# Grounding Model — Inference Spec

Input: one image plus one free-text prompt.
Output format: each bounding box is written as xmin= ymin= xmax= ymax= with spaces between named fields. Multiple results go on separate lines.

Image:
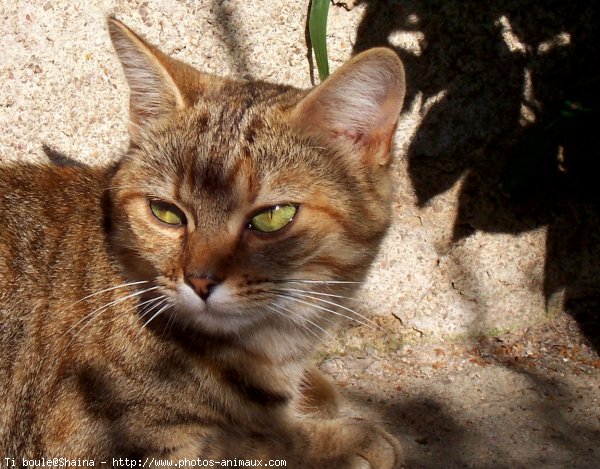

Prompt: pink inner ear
xmin=290 ymin=48 xmax=405 ymax=166
xmin=313 ymin=87 xmax=403 ymax=166
xmin=333 ymin=129 xmax=366 ymax=145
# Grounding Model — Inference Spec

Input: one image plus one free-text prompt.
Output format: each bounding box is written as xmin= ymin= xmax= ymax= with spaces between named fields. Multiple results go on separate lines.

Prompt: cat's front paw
xmin=346 ymin=419 xmax=402 ymax=469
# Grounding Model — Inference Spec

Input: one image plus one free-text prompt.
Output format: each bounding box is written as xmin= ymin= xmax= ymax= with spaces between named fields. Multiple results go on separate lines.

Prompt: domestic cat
xmin=0 ymin=17 xmax=405 ymax=467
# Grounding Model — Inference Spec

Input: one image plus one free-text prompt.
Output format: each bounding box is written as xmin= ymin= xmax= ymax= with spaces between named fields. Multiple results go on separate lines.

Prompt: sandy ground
xmin=324 ymin=314 xmax=600 ymax=468
xmin=1 ymin=1 xmax=600 ymax=467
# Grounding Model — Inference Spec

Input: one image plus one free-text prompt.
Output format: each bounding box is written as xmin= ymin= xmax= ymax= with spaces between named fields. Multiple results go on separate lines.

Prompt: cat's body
xmin=0 ymin=18 xmax=405 ymax=467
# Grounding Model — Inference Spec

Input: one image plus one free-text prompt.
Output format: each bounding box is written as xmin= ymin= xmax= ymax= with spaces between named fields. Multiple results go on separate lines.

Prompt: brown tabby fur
xmin=0 ymin=17 xmax=405 ymax=468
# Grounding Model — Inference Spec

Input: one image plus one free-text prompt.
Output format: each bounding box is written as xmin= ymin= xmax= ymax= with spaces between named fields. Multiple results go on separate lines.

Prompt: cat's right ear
xmin=107 ymin=17 xmax=206 ymax=136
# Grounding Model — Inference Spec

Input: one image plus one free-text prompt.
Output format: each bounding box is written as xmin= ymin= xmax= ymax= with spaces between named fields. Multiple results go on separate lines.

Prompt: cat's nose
xmin=185 ymin=274 xmax=221 ymax=301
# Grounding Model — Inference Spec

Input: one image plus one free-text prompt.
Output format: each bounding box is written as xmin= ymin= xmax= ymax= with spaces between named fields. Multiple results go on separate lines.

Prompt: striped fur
xmin=0 ymin=17 xmax=405 ymax=467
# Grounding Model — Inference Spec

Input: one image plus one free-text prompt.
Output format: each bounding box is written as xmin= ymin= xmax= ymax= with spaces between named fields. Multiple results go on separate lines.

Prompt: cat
xmin=0 ymin=16 xmax=405 ymax=468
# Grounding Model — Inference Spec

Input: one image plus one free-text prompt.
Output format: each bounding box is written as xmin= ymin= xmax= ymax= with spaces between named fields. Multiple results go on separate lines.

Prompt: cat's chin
xmin=169 ymin=283 xmax=256 ymax=335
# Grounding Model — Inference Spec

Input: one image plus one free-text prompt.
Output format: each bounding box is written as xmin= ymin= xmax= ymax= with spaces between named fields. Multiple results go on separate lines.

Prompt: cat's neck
xmin=163 ymin=315 xmax=319 ymax=366
xmin=151 ymin=320 xmax=314 ymax=402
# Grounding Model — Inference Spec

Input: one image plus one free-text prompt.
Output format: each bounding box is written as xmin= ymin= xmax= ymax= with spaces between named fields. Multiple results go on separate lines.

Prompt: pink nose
xmin=185 ymin=275 xmax=220 ymax=300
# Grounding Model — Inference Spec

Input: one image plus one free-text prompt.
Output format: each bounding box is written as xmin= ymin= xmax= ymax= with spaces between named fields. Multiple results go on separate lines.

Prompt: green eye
xmin=150 ymin=200 xmax=186 ymax=226
xmin=249 ymin=204 xmax=298 ymax=233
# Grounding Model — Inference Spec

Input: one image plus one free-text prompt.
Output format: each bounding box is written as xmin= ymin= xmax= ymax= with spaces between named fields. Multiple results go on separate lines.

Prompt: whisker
xmin=162 ymin=309 xmax=178 ymax=336
xmin=274 ymin=292 xmax=380 ymax=331
xmin=271 ymin=279 xmax=361 ymax=285
xmin=266 ymin=295 xmax=341 ymax=336
xmin=138 ymin=295 xmax=167 ymax=310
xmin=288 ymin=292 xmax=382 ymax=331
xmin=137 ymin=295 xmax=167 ymax=318
xmin=96 ymin=294 xmax=165 ymax=333
xmin=304 ymin=145 xmax=328 ymax=151
xmin=267 ymin=300 xmax=331 ymax=339
xmin=105 ymin=185 xmax=148 ymax=191
xmin=247 ymin=298 xmax=324 ymax=340
xmin=66 ymin=280 xmax=149 ymax=310
xmin=289 ymin=291 xmax=383 ymax=331
xmin=253 ymin=290 xmax=339 ymax=329
xmin=137 ymin=295 xmax=168 ymax=323
xmin=141 ymin=301 xmax=172 ymax=330
xmin=136 ymin=296 xmax=169 ymax=334
xmin=243 ymin=294 xmax=318 ymax=338
xmin=63 ymin=285 xmax=161 ymax=342
xmin=270 ymin=287 xmax=358 ymax=302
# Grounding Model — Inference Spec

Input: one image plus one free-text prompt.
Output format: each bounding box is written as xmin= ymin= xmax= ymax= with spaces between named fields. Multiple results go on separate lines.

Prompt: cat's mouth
xmin=161 ymin=282 xmax=257 ymax=334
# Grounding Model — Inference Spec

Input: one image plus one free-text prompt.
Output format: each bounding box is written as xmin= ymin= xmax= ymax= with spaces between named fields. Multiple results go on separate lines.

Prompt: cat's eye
xmin=249 ymin=204 xmax=298 ymax=233
xmin=149 ymin=200 xmax=187 ymax=226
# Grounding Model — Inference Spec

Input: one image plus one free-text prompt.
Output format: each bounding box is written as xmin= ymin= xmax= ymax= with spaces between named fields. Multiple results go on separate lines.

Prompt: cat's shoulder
xmin=0 ymin=160 xmax=111 ymax=218
xmin=0 ymin=160 xmax=110 ymax=188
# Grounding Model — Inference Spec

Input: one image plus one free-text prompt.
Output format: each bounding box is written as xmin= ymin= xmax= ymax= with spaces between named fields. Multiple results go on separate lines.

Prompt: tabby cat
xmin=0 ymin=17 xmax=405 ymax=468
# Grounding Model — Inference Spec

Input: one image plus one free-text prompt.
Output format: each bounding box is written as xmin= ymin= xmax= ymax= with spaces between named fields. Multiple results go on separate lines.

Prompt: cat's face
xmin=107 ymin=18 xmax=405 ymax=337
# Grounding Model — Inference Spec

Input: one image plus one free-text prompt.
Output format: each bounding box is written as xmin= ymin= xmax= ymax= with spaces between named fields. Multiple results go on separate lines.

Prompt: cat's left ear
xmin=290 ymin=48 xmax=405 ymax=166
xmin=107 ymin=17 xmax=208 ymax=135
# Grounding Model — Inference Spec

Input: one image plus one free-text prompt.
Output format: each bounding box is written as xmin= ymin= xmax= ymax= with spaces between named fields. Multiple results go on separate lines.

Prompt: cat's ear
xmin=107 ymin=17 xmax=206 ymax=135
xmin=290 ymin=48 xmax=405 ymax=166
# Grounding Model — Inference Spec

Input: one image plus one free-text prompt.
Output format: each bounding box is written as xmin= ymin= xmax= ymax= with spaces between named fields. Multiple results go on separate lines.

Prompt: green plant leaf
xmin=309 ymin=0 xmax=330 ymax=82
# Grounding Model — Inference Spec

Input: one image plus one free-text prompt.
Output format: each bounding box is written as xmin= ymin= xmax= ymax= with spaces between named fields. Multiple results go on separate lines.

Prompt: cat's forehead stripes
xmin=228 ymin=152 xmax=260 ymax=205
xmin=184 ymin=105 xmax=261 ymax=215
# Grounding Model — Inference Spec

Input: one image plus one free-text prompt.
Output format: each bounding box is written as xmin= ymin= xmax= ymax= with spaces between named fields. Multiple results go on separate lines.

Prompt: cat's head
xmin=106 ymin=18 xmax=405 ymax=341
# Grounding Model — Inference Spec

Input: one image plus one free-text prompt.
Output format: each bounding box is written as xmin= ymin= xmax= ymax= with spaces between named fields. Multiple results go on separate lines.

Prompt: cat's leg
xmin=295 ymin=366 xmax=340 ymax=418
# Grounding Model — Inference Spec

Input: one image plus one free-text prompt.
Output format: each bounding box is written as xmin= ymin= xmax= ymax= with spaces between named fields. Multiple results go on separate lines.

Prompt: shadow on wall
xmin=210 ymin=0 xmax=252 ymax=79
xmin=348 ymin=0 xmax=600 ymax=350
